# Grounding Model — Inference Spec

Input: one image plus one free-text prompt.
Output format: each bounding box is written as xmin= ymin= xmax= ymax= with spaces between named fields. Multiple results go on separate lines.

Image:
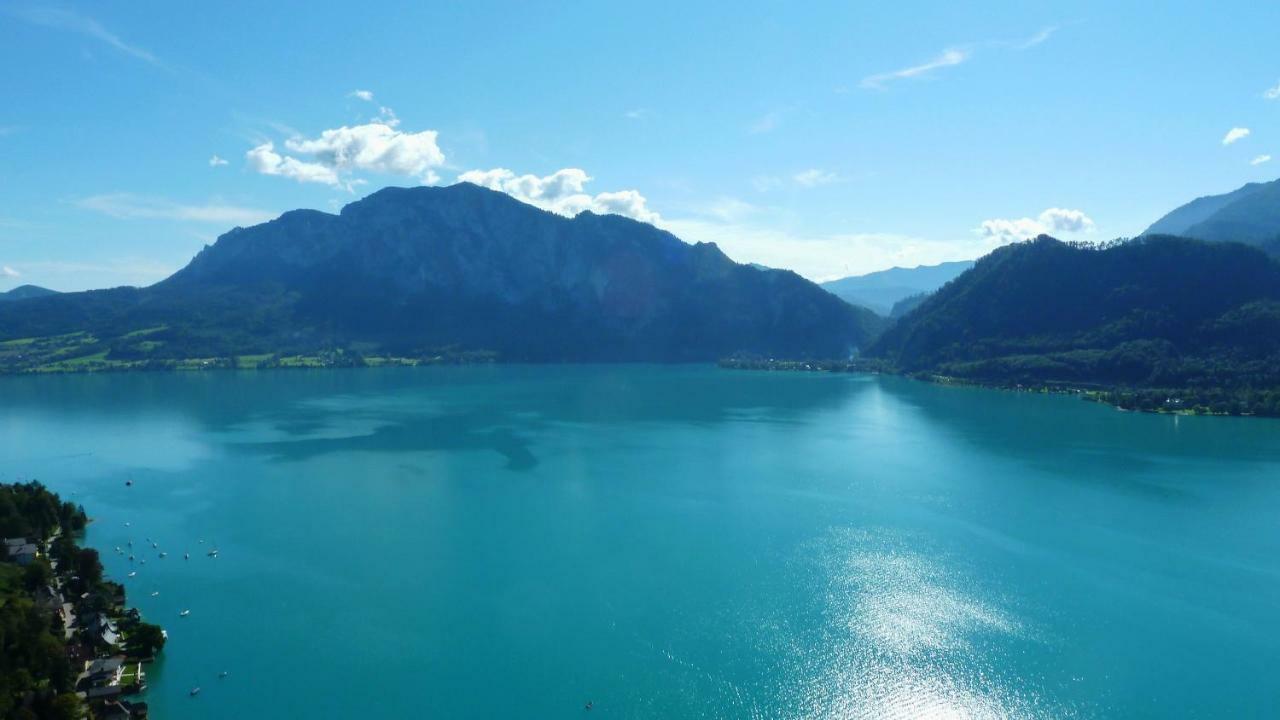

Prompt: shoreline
xmin=716 ymin=357 xmax=1273 ymax=419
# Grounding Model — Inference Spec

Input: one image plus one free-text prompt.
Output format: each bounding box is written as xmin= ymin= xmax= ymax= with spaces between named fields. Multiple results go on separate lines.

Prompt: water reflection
xmin=789 ymin=528 xmax=1066 ymax=720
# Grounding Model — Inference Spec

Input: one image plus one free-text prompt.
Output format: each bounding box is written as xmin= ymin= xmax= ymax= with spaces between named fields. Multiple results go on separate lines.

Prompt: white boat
xmin=190 ymin=687 xmax=200 ymax=696
xmin=184 ymin=553 xmax=190 ymax=560
xmin=150 ymin=591 xmax=159 ymax=597
xmin=179 ymin=609 xmax=190 ymax=617
xmin=127 ymin=571 xmax=136 ymax=577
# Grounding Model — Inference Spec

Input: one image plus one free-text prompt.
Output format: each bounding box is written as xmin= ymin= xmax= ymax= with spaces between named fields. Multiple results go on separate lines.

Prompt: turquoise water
xmin=2 ymin=366 xmax=1278 ymax=718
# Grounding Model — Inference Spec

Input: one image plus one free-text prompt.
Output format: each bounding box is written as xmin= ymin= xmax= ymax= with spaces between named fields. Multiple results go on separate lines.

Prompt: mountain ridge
xmin=0 ymin=184 xmax=882 ymax=370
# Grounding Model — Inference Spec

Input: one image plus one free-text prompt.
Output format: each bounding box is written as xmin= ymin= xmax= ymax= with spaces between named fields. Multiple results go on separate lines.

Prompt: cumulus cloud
xmin=246 ymin=143 xmax=341 ymax=186
xmin=246 ymin=115 xmax=445 ymax=190
xmin=350 ymin=89 xmax=374 ymax=102
xmin=208 ymin=154 xmax=228 ymax=167
xmin=861 ymin=48 xmax=969 ymax=89
xmin=1038 ymin=207 xmax=1095 ymax=233
xmin=1223 ymin=127 xmax=1250 ymax=145
xmin=793 ymin=169 xmax=840 ymax=187
xmin=1252 ymin=155 xmax=1272 ymax=166
xmin=457 ymin=168 xmax=659 ymax=223
xmin=2 ymin=265 xmax=19 ymax=278
xmin=1264 ymin=82 xmax=1280 ymax=100
xmin=79 ymin=193 xmax=276 ymax=226
xmin=978 ymin=207 xmax=1095 ymax=243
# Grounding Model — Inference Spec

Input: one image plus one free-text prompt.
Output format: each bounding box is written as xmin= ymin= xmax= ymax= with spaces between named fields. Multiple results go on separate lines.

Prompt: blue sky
xmin=2 ymin=1 xmax=1278 ymax=291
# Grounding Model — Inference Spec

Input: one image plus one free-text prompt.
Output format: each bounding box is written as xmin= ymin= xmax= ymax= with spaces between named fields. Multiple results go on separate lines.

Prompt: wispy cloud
xmin=748 ymin=108 xmax=789 ymax=134
xmin=208 ymin=154 xmax=228 ymax=167
xmin=1251 ymin=154 xmax=1272 ymax=166
xmin=860 ymin=48 xmax=969 ymax=89
xmin=624 ymin=108 xmax=651 ymax=120
xmin=349 ymin=89 xmax=374 ymax=102
xmin=1223 ymin=127 xmax=1250 ymax=145
xmin=1 ymin=265 xmax=19 ymax=278
xmin=78 ymin=194 xmax=276 ymax=226
xmin=1014 ymin=26 xmax=1057 ymax=49
xmin=10 ymin=5 xmax=161 ymax=66
xmin=1264 ymin=81 xmax=1280 ymax=100
xmin=793 ymin=169 xmax=840 ymax=187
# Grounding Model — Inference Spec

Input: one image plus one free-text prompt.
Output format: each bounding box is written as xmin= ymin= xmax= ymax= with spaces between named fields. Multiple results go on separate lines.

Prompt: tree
xmin=75 ymin=547 xmax=102 ymax=587
xmin=130 ymin=621 xmax=166 ymax=658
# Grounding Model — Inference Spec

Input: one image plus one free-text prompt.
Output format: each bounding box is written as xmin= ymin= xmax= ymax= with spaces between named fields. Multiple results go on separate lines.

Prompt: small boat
xmin=190 ymin=687 xmax=200 ymax=697
xmin=218 ymin=671 xmax=229 ymax=679
xmin=184 ymin=553 xmax=190 ymax=560
xmin=128 ymin=555 xmax=135 ymax=561
xmin=151 ymin=542 xmax=158 ymax=549
xmin=207 ymin=549 xmax=219 ymax=557
xmin=125 ymin=479 xmax=133 ymax=487
xmin=159 ymin=552 xmax=167 ymax=559
xmin=160 ymin=629 xmax=168 ymax=639
xmin=127 ymin=571 xmax=137 ymax=578
xmin=140 ymin=559 xmax=146 ymax=565
xmin=179 ymin=609 xmax=190 ymax=617
xmin=127 ymin=540 xmax=133 ymax=547
xmin=198 ymin=539 xmax=205 ymax=544
xmin=150 ymin=591 xmax=159 ymax=597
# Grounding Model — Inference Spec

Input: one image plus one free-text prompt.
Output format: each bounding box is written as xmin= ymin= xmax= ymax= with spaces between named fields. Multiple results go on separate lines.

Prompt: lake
xmin=2 ymin=365 xmax=1278 ymax=718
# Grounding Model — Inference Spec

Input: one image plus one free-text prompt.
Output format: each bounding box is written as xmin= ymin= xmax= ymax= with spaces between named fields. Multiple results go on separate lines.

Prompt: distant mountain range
xmin=0 ymin=184 xmax=881 ymax=371
xmin=870 ymin=235 xmax=1280 ymax=413
xmin=820 ymin=260 xmax=973 ymax=315
xmin=0 ymin=285 xmax=57 ymax=302
xmin=1144 ymin=178 xmax=1280 ymax=254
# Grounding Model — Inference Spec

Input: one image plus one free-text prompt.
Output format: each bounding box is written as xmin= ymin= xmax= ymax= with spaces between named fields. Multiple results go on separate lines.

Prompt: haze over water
xmin=1 ymin=366 xmax=1277 ymax=718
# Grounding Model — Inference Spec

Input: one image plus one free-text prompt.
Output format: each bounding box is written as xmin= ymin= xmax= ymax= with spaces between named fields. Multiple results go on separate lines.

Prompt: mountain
xmin=821 ymin=260 xmax=974 ymax=315
xmin=0 ymin=184 xmax=882 ymax=369
xmin=870 ymin=235 xmax=1280 ymax=411
xmin=0 ymin=285 xmax=58 ymax=302
xmin=1144 ymin=178 xmax=1280 ymax=250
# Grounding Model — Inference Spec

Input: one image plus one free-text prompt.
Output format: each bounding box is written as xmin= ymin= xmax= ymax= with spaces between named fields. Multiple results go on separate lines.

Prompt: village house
xmin=3 ymin=536 xmax=38 ymax=565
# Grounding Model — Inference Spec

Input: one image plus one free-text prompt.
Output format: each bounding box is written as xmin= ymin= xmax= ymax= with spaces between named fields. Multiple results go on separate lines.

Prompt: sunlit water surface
xmin=1 ymin=366 xmax=1277 ymax=718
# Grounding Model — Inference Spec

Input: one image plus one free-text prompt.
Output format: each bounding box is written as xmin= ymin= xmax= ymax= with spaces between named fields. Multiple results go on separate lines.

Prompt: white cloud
xmin=11 ymin=6 xmax=160 ymax=66
xmin=1264 ymin=82 xmax=1280 ymax=100
xmin=1015 ymin=26 xmax=1057 ymax=49
xmin=793 ymin=169 xmax=840 ymax=187
xmin=350 ymin=89 xmax=374 ymax=102
xmin=247 ymin=115 xmax=445 ymax=190
xmin=208 ymin=154 xmax=228 ymax=167
xmin=748 ymin=109 xmax=789 ymax=134
xmin=246 ymin=143 xmax=341 ymax=186
xmin=1252 ymin=154 xmax=1272 ymax=166
xmin=1038 ymin=207 xmax=1095 ymax=233
xmin=977 ymin=207 xmax=1095 ymax=243
xmin=861 ymin=48 xmax=969 ymax=89
xmin=1223 ymin=127 xmax=1250 ymax=145
xmin=2 ymin=265 xmax=19 ymax=278
xmin=624 ymin=108 xmax=650 ymax=120
xmin=78 ymin=194 xmax=276 ymax=226
xmin=457 ymin=168 xmax=659 ymax=223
